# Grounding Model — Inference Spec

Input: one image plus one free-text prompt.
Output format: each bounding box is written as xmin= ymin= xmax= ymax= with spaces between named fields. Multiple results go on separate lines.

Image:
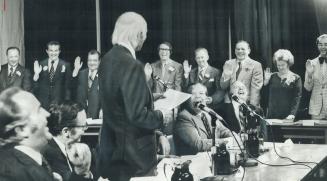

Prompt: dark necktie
xmin=49 ymin=61 xmax=55 ymax=82
xmin=88 ymin=75 xmax=93 ymax=88
xmin=319 ymin=57 xmax=327 ymax=64
xmin=201 ymin=113 xmax=212 ymax=139
xmin=236 ymin=61 xmax=242 ymax=80
xmin=9 ymin=67 xmax=14 ymax=77
xmin=41 ymin=156 xmax=53 ymax=175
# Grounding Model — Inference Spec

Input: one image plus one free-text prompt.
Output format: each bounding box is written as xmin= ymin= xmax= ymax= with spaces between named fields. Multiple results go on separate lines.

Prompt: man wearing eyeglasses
xmin=43 ymin=103 xmax=93 ymax=181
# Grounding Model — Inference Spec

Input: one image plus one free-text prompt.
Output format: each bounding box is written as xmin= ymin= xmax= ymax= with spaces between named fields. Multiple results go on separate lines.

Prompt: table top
xmin=131 ymin=143 xmax=327 ymax=181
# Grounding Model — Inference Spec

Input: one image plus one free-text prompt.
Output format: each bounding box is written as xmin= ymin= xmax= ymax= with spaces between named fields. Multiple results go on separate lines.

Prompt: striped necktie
xmin=201 ymin=113 xmax=212 ymax=139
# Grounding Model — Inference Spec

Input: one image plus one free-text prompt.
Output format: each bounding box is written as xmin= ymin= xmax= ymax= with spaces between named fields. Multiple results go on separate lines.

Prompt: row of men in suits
xmin=0 ymin=88 xmax=97 ymax=181
xmin=0 ymin=43 xmax=101 ymax=119
xmin=144 ymin=41 xmax=263 ymax=135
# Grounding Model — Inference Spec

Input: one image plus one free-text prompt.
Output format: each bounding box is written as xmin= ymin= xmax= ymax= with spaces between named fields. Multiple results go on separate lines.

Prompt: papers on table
xmin=86 ymin=118 xmax=103 ymax=125
xmin=154 ymin=89 xmax=191 ymax=110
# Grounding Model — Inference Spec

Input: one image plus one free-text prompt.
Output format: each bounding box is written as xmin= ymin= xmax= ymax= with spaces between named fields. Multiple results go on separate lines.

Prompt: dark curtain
xmin=171 ymin=0 xmax=232 ymax=68
xmin=100 ymin=0 xmax=162 ymax=63
xmin=233 ymin=0 xmax=319 ymax=118
xmin=24 ymin=0 xmax=96 ymax=70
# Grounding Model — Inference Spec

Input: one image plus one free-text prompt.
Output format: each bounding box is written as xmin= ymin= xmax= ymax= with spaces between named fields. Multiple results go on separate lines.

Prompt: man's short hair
xmin=47 ymin=41 xmax=61 ymax=50
xmin=47 ymin=102 xmax=84 ymax=136
xmin=0 ymin=87 xmax=29 ymax=147
xmin=235 ymin=40 xmax=251 ymax=50
xmin=88 ymin=49 xmax=101 ymax=57
xmin=158 ymin=42 xmax=173 ymax=53
xmin=6 ymin=47 xmax=20 ymax=55
xmin=194 ymin=47 xmax=209 ymax=56
xmin=187 ymin=83 xmax=208 ymax=95
xmin=111 ymin=12 xmax=147 ymax=45
xmin=317 ymin=34 xmax=327 ymax=45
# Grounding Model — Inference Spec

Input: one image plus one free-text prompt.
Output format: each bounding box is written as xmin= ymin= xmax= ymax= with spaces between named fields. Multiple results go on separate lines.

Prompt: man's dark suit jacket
xmin=182 ymin=65 xmax=225 ymax=108
xmin=75 ymin=68 xmax=101 ymax=119
xmin=218 ymin=103 xmax=263 ymax=134
xmin=0 ymin=148 xmax=54 ymax=181
xmin=43 ymin=138 xmax=91 ymax=181
xmin=97 ymin=45 xmax=163 ymax=181
xmin=0 ymin=64 xmax=32 ymax=93
xmin=33 ymin=58 xmax=71 ymax=110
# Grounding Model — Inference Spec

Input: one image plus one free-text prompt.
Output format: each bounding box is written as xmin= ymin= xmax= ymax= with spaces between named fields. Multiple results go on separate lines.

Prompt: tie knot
xmin=51 ymin=60 xmax=55 ymax=65
xmin=10 ymin=67 xmax=13 ymax=72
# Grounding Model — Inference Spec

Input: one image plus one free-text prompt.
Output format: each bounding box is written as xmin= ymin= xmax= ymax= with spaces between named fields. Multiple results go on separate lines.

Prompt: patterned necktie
xmin=9 ymin=67 xmax=14 ymax=77
xmin=88 ymin=74 xmax=93 ymax=88
xmin=49 ymin=61 xmax=55 ymax=82
xmin=236 ymin=61 xmax=242 ymax=80
xmin=239 ymin=105 xmax=246 ymax=131
xmin=199 ymin=69 xmax=204 ymax=80
xmin=201 ymin=113 xmax=212 ymax=139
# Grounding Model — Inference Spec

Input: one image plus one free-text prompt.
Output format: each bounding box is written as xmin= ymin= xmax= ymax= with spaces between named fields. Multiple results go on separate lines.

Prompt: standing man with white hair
xmin=97 ymin=12 xmax=167 ymax=181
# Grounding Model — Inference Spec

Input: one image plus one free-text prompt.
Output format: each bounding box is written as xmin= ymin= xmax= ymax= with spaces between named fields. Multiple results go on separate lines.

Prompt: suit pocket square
xmin=209 ymin=78 xmax=214 ymax=82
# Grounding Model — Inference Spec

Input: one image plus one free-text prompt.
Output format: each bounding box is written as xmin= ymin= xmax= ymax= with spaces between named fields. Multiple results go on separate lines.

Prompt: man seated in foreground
xmin=173 ymin=83 xmax=234 ymax=155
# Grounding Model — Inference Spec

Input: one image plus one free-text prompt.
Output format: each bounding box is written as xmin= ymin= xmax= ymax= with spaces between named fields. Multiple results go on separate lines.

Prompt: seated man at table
xmin=44 ymin=103 xmax=93 ymax=181
xmin=218 ymin=81 xmax=263 ymax=134
xmin=173 ymin=83 xmax=233 ymax=156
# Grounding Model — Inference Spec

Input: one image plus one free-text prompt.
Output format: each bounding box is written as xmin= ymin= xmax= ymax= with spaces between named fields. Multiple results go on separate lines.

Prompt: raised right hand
xmin=144 ymin=63 xmax=153 ymax=78
xmin=223 ymin=62 xmax=233 ymax=77
xmin=305 ymin=59 xmax=314 ymax=76
xmin=183 ymin=60 xmax=192 ymax=75
xmin=74 ymin=56 xmax=83 ymax=71
xmin=264 ymin=68 xmax=272 ymax=81
xmin=34 ymin=60 xmax=42 ymax=74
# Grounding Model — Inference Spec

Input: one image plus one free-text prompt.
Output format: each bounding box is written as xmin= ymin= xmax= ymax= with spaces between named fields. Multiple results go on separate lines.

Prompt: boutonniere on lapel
xmin=61 ymin=65 xmax=66 ymax=73
xmin=204 ymin=73 xmax=210 ymax=79
xmin=15 ymin=71 xmax=21 ymax=77
xmin=282 ymin=73 xmax=296 ymax=86
xmin=244 ymin=67 xmax=250 ymax=72
xmin=168 ymin=66 xmax=175 ymax=72
xmin=43 ymin=66 xmax=48 ymax=71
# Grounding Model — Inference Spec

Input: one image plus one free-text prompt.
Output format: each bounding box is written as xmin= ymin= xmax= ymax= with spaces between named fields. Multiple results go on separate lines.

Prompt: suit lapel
xmin=1 ymin=65 xmax=9 ymax=87
xmin=192 ymin=114 xmax=210 ymax=138
xmin=13 ymin=149 xmax=40 ymax=167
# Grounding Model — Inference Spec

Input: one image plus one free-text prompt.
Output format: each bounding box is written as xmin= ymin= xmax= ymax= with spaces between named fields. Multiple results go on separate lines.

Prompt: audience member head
xmin=235 ymin=40 xmax=251 ymax=61
xmin=195 ymin=48 xmax=209 ymax=69
xmin=112 ymin=12 xmax=147 ymax=52
xmin=273 ymin=49 xmax=294 ymax=74
xmin=187 ymin=83 xmax=210 ymax=114
xmin=87 ymin=49 xmax=101 ymax=72
xmin=316 ymin=34 xmax=327 ymax=57
xmin=46 ymin=41 xmax=61 ymax=61
xmin=158 ymin=42 xmax=172 ymax=61
xmin=6 ymin=47 xmax=20 ymax=67
xmin=0 ymin=87 xmax=52 ymax=150
xmin=48 ymin=103 xmax=87 ymax=147
xmin=230 ymin=81 xmax=248 ymax=103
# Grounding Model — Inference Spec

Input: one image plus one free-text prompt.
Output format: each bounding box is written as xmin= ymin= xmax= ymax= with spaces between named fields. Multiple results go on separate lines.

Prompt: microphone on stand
xmin=194 ymin=102 xmax=225 ymax=121
xmin=153 ymin=75 xmax=168 ymax=90
xmin=231 ymin=95 xmax=263 ymax=120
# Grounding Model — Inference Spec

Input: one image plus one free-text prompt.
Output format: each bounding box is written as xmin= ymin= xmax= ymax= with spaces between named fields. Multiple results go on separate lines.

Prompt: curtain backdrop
xmin=24 ymin=0 xmax=96 ymax=70
xmin=0 ymin=0 xmax=24 ymax=65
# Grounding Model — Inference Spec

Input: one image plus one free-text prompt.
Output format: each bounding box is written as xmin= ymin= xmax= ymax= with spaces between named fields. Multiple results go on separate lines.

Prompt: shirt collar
xmin=48 ymin=58 xmax=59 ymax=70
xmin=15 ymin=145 xmax=42 ymax=165
xmin=89 ymin=70 xmax=98 ymax=79
xmin=117 ymin=42 xmax=136 ymax=59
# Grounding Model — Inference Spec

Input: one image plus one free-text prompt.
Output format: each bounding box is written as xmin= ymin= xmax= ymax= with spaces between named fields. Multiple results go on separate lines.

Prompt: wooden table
xmin=131 ymin=143 xmax=327 ymax=181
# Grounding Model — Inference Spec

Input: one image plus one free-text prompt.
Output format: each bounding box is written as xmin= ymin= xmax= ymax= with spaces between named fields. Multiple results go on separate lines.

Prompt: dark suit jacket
xmin=148 ymin=60 xmax=183 ymax=93
xmin=33 ymin=58 xmax=71 ymax=110
xmin=173 ymin=109 xmax=232 ymax=155
xmin=97 ymin=45 xmax=163 ymax=181
xmin=75 ymin=68 xmax=101 ymax=119
xmin=43 ymin=138 xmax=92 ymax=181
xmin=0 ymin=148 xmax=54 ymax=181
xmin=218 ymin=103 xmax=263 ymax=134
xmin=0 ymin=64 xmax=32 ymax=93
xmin=182 ymin=65 xmax=225 ymax=108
